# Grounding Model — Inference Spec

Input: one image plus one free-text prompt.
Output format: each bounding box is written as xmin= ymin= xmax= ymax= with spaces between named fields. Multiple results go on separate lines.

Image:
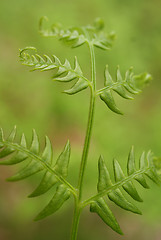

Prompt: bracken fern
xmin=0 ymin=18 xmax=161 ymax=240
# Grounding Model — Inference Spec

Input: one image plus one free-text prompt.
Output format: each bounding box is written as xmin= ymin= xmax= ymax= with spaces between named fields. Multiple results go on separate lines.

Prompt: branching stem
xmin=70 ymin=43 xmax=96 ymax=240
xmin=77 ymin=43 xmax=96 ymax=200
xmin=77 ymin=87 xmax=95 ymax=199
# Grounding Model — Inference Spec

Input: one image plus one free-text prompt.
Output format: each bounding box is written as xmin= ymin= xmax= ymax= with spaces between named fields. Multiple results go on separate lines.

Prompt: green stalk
xmin=77 ymin=43 xmax=96 ymax=200
xmin=70 ymin=43 xmax=96 ymax=240
xmin=70 ymin=198 xmax=81 ymax=240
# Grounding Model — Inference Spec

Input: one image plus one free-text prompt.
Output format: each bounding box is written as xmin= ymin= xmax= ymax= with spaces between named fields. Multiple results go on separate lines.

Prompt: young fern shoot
xmin=0 ymin=18 xmax=160 ymax=240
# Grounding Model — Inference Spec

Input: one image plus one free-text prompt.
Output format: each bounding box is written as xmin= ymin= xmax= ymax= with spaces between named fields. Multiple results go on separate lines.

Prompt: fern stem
xmin=77 ymin=43 xmax=96 ymax=200
xmin=90 ymin=43 xmax=97 ymax=89
xmin=70 ymin=198 xmax=82 ymax=240
xmin=77 ymin=87 xmax=95 ymax=200
xmin=70 ymin=88 xmax=95 ymax=239
xmin=70 ymin=43 xmax=96 ymax=240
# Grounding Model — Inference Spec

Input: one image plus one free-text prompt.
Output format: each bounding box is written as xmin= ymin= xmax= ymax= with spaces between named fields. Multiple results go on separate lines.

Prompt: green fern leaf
xmin=108 ymin=189 xmax=142 ymax=215
xmin=7 ymin=160 xmax=44 ymax=181
xmin=90 ymin=198 xmax=123 ymax=235
xmin=100 ymin=91 xmax=123 ymax=115
xmin=35 ymin=184 xmax=71 ymax=221
xmin=98 ymin=66 xmax=152 ymax=114
xmin=139 ymin=151 xmax=147 ymax=169
xmin=63 ymin=78 xmax=89 ymax=95
xmin=41 ymin=136 xmax=53 ymax=165
xmin=7 ymin=125 xmax=17 ymax=141
xmin=134 ymin=174 xmax=150 ymax=189
xmin=54 ymin=140 xmax=70 ymax=178
xmin=93 ymin=41 xmax=110 ymax=50
xmin=28 ymin=171 xmax=57 ymax=198
xmin=54 ymin=71 xmax=77 ymax=82
xmin=127 ymin=146 xmax=136 ymax=175
xmin=30 ymin=129 xmax=40 ymax=154
xmin=97 ymin=155 xmax=113 ymax=191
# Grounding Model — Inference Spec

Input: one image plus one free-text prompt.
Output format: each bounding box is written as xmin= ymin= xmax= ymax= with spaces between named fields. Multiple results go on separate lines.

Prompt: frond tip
xmin=39 ymin=17 xmax=115 ymax=50
xmin=89 ymin=147 xmax=160 ymax=234
xmin=19 ymin=47 xmax=90 ymax=95
xmin=0 ymin=127 xmax=75 ymax=220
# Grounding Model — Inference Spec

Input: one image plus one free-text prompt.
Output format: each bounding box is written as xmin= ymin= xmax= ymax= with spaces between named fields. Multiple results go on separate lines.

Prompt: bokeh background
xmin=0 ymin=0 xmax=161 ymax=239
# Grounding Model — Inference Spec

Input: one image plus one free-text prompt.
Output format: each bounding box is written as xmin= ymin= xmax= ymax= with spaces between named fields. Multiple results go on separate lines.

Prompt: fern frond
xmin=0 ymin=127 xmax=76 ymax=220
xmin=97 ymin=66 xmax=152 ymax=114
xmin=19 ymin=47 xmax=90 ymax=94
xmin=85 ymin=147 xmax=160 ymax=234
xmin=39 ymin=17 xmax=115 ymax=50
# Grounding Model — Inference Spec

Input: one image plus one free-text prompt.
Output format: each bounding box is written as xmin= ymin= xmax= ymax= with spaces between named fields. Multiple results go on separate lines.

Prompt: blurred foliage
xmin=0 ymin=0 xmax=161 ymax=239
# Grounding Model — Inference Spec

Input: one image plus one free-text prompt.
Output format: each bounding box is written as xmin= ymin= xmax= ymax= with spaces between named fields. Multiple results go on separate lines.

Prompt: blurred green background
xmin=0 ymin=0 xmax=161 ymax=239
